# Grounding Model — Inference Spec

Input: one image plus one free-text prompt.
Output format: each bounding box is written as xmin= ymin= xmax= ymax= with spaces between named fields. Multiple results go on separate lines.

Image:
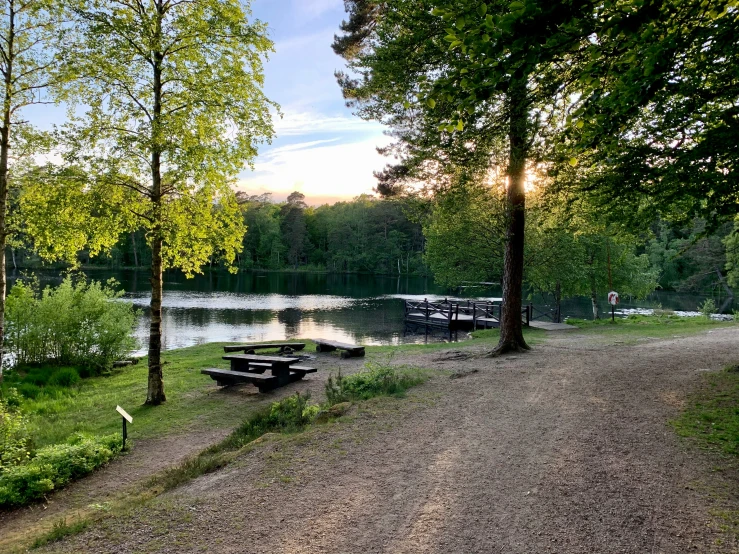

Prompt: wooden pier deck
xmin=404 ymin=299 xmax=528 ymax=331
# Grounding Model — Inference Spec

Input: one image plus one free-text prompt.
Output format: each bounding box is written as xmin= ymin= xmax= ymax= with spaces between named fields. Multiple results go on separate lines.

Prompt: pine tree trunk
xmin=494 ymin=77 xmax=530 ymax=354
xmin=555 ymin=281 xmax=562 ymax=323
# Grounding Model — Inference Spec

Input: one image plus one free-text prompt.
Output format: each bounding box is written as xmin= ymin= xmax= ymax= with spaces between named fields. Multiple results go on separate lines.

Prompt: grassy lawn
xmin=565 ymin=314 xmax=735 ymax=341
xmin=672 ymin=366 xmax=739 ymax=458
xmin=16 ymin=342 xmax=256 ymax=446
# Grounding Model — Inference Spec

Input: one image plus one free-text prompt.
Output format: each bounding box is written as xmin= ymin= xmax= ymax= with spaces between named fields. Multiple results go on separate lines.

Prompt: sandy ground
xmin=8 ymin=327 xmax=739 ymax=553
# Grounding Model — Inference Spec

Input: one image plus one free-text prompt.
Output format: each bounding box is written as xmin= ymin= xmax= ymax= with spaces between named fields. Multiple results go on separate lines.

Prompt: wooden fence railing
xmin=404 ymin=299 xmax=531 ymax=328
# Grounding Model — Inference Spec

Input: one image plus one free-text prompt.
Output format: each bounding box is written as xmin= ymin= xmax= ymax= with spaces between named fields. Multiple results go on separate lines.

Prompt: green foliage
xmin=5 ymin=277 xmax=137 ymax=371
xmin=699 ymin=299 xmax=717 ymax=319
xmin=31 ymin=518 xmax=90 ymax=549
xmin=48 ymin=367 xmax=81 ymax=388
xmin=725 ymin=218 xmax=739 ymax=289
xmin=0 ymin=433 xmax=122 ymax=508
xmin=325 ymin=361 xmax=425 ymax=404
xmin=672 ymin=367 xmax=739 ymax=458
xmin=0 ymin=397 xmax=32 ymax=471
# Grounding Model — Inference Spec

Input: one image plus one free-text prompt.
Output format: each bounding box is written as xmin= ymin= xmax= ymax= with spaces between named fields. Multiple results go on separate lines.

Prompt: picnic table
xmin=201 ymin=354 xmax=316 ymax=393
xmin=223 ymin=342 xmax=306 ymax=354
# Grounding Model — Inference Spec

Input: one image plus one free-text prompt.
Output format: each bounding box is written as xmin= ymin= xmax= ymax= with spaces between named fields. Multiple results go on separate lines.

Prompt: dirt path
xmin=30 ymin=328 xmax=739 ymax=553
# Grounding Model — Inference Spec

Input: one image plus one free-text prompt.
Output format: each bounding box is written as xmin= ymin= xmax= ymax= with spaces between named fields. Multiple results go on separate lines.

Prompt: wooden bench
xmin=313 ymin=338 xmax=365 ymax=358
xmin=201 ymin=368 xmax=278 ymax=392
xmin=223 ymin=343 xmax=306 ymax=354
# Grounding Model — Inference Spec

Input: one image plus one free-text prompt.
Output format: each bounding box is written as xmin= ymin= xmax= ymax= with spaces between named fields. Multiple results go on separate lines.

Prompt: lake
xmin=40 ymin=269 xmax=727 ymax=355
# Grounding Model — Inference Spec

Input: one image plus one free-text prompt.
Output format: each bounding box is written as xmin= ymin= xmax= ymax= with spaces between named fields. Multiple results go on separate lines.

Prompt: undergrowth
xmin=31 ymin=518 xmax=90 ymax=549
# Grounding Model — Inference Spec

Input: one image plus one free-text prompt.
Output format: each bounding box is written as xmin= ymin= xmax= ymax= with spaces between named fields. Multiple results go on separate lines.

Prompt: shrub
xmin=698 ymin=298 xmax=717 ymax=319
xmin=325 ymin=361 xmax=426 ymax=405
xmin=48 ymin=367 xmax=81 ymax=388
xmin=0 ymin=398 xmax=32 ymax=470
xmin=5 ymin=276 xmax=138 ymax=372
xmin=0 ymin=433 xmax=122 ymax=507
xmin=17 ymin=383 xmax=42 ymax=400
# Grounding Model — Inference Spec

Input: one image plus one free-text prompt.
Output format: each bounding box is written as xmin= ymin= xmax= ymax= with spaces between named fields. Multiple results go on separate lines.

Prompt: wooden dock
xmin=404 ymin=299 xmax=530 ymax=331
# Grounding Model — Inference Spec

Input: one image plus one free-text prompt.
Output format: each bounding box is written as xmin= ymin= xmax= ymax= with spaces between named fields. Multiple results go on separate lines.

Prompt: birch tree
xmin=0 ymin=0 xmax=65 ymax=377
xmin=63 ymin=0 xmax=276 ymax=404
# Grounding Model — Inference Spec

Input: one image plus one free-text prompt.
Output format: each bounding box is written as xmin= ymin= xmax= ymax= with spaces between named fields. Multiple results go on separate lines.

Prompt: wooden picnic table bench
xmin=200 ymin=368 xmax=279 ymax=392
xmin=223 ymin=342 xmax=306 ymax=354
xmin=202 ymin=353 xmax=316 ymax=393
xmin=313 ymin=338 xmax=365 ymax=358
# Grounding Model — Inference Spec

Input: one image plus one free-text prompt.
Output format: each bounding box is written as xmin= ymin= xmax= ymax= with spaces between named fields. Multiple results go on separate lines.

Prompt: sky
xmin=26 ymin=0 xmax=390 ymax=207
xmin=243 ymin=0 xmax=391 ymax=205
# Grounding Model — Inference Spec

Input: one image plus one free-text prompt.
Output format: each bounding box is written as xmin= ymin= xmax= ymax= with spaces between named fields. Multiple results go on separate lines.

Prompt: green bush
xmin=5 ymin=276 xmax=138 ymax=372
xmin=325 ymin=361 xmax=426 ymax=404
xmin=48 ymin=367 xmax=81 ymax=388
xmin=17 ymin=383 xmax=42 ymax=400
xmin=699 ymin=298 xmax=717 ymax=319
xmin=0 ymin=433 xmax=122 ymax=508
xmin=0 ymin=397 xmax=32 ymax=470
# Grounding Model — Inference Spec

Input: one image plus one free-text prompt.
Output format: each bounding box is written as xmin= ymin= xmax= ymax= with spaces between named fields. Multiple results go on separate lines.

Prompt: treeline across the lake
xmin=7 ymin=192 xmax=428 ymax=276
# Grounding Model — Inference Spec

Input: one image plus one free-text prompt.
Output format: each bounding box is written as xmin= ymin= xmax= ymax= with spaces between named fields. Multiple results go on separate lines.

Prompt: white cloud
xmin=238 ymin=134 xmax=394 ymax=204
xmin=273 ymin=107 xmax=382 ymax=136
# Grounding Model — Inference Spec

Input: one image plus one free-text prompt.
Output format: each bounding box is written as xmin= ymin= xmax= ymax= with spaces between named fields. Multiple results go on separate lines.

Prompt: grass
xmin=564 ymin=314 xmax=734 ymax=341
xmin=31 ymin=518 xmax=90 ymax=549
xmin=672 ymin=365 xmax=739 ymax=458
xmin=11 ymin=342 xmax=262 ymax=447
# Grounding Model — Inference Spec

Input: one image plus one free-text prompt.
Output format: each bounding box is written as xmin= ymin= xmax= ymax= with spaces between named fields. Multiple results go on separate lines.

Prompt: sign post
xmin=116 ymin=405 xmax=133 ymax=450
xmin=607 ymin=291 xmax=620 ymax=322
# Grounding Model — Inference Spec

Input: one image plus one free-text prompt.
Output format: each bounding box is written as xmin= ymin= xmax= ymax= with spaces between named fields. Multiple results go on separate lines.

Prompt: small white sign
xmin=116 ymin=405 xmax=133 ymax=423
xmin=608 ymin=291 xmax=620 ymax=306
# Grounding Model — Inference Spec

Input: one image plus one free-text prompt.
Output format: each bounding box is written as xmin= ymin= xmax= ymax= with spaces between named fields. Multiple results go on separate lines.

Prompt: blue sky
xmin=244 ymin=0 xmax=390 ymax=205
xmin=27 ymin=0 xmax=389 ymax=206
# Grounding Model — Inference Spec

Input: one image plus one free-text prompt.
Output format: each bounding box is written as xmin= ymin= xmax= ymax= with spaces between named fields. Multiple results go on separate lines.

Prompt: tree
xmin=280 ymin=191 xmax=308 ymax=268
xmin=564 ymin=0 xmax=738 ymax=230
xmin=0 ymin=0 xmax=65 ymax=376
xmin=334 ymin=0 xmax=601 ymax=353
xmin=60 ymin=0 xmax=276 ymax=404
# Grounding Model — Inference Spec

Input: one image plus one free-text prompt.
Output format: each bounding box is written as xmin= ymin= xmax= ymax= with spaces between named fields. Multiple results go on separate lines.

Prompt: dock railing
xmin=404 ymin=299 xmax=531 ymax=329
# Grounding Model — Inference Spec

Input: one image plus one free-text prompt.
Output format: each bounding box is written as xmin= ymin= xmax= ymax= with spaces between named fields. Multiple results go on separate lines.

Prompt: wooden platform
xmin=404 ymin=300 xmax=526 ymax=330
xmin=313 ymin=339 xmax=365 ymax=358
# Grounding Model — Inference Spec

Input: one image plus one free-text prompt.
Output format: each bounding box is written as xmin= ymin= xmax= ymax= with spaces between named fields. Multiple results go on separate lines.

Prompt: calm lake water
xmin=49 ymin=271 xmax=732 ymax=352
xmin=23 ymin=269 xmax=737 ymax=353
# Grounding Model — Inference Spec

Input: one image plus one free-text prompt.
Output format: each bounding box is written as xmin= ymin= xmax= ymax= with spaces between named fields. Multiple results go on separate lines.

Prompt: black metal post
xmin=122 ymin=417 xmax=127 ymax=450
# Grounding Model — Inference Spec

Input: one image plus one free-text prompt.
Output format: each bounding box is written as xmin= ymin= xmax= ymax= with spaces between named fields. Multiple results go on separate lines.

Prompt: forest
xmin=7 ymin=189 xmax=736 ymax=311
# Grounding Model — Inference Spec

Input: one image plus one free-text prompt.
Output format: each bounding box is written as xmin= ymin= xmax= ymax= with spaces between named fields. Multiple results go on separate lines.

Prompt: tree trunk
xmin=554 ymin=280 xmax=562 ymax=323
xmin=131 ymin=231 xmax=138 ymax=267
xmin=590 ymin=279 xmax=600 ymax=320
xmin=146 ymin=7 xmax=166 ymax=405
xmin=494 ymin=77 xmax=530 ymax=354
xmin=146 ymin=233 xmax=165 ymax=404
xmin=0 ymin=6 xmax=14 ymax=380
